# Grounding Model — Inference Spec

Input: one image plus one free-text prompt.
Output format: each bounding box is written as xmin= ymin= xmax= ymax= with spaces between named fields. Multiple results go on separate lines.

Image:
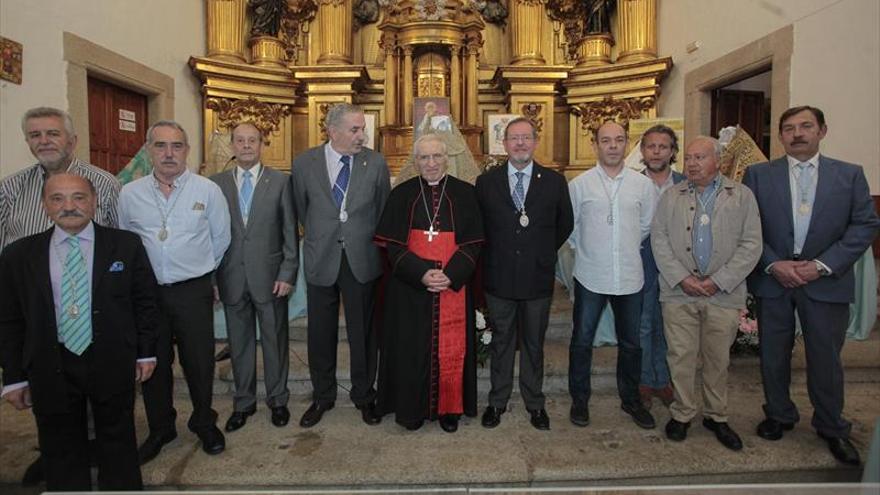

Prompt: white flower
xmin=475 ymin=310 xmax=486 ymax=329
xmin=480 ymin=331 xmax=492 ymax=345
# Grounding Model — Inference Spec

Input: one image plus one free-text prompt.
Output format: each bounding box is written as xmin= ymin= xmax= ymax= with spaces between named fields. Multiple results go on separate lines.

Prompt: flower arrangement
xmin=731 ymin=294 xmax=759 ymax=355
xmin=475 ymin=308 xmax=491 ymax=367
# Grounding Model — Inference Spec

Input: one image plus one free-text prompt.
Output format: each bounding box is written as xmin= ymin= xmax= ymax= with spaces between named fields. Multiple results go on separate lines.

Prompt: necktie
xmin=59 ymin=236 xmax=92 ymax=355
xmin=333 ymin=155 xmax=351 ymax=209
xmin=513 ymin=171 xmax=525 ymax=210
xmin=794 ymin=162 xmax=814 ymax=253
xmin=239 ymin=169 xmax=254 ymax=219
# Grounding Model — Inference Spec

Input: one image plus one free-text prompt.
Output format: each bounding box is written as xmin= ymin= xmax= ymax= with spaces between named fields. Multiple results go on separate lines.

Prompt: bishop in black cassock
xmin=374 ymin=134 xmax=483 ymax=432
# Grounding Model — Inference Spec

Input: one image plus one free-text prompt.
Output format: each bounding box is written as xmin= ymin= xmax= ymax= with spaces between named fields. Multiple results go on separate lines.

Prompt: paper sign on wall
xmin=119 ymin=120 xmax=136 ymax=132
xmin=119 ymin=109 xmax=136 ymax=121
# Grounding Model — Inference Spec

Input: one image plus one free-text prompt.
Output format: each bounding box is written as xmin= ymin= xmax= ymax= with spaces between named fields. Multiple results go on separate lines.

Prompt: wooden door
xmin=711 ymin=89 xmax=767 ymax=157
xmin=87 ymin=77 xmax=148 ymax=175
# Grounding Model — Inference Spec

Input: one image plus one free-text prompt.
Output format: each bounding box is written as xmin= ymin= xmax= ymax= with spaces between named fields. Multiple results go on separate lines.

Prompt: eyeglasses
xmin=505 ymin=135 xmax=535 ymax=143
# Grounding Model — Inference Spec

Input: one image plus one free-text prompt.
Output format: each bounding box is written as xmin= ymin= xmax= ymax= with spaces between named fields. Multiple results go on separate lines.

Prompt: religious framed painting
xmin=0 ymin=36 xmax=23 ymax=85
xmin=486 ymin=114 xmax=520 ymax=155
xmin=414 ymin=97 xmax=452 ymax=135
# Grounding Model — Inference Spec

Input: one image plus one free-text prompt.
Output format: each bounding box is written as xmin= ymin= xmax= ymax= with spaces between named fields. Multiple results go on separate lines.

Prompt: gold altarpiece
xmin=190 ymin=0 xmax=671 ymax=177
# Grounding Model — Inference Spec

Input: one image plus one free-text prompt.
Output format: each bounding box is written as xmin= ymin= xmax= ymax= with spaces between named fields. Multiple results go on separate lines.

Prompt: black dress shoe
xmin=224 ymin=407 xmax=256 ymax=432
xmin=621 ymin=402 xmax=656 ymax=429
xmin=271 ymin=406 xmax=290 ymax=427
xmin=214 ymin=345 xmax=231 ymax=362
xmin=299 ymin=401 xmax=334 ymax=428
xmin=529 ymin=408 xmax=550 ymax=431
xmin=756 ymin=417 xmax=795 ymax=441
xmin=400 ymin=419 xmax=424 ymax=431
xmin=21 ymin=455 xmax=44 ymax=486
xmin=665 ymin=418 xmax=690 ymax=441
xmin=570 ymin=404 xmax=590 ymax=427
xmin=703 ymin=418 xmax=743 ymax=451
xmin=439 ymin=414 xmax=459 ymax=433
xmin=357 ymin=401 xmax=381 ymax=425
xmin=481 ymin=406 xmax=505 ymax=428
xmin=138 ymin=429 xmax=178 ymax=465
xmin=197 ymin=425 xmax=225 ymax=455
xmin=818 ymin=433 xmax=861 ymax=466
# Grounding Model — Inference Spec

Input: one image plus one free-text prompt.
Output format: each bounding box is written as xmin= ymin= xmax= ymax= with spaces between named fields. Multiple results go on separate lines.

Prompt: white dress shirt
xmin=324 ymin=143 xmax=352 ymax=188
xmin=568 ymin=165 xmax=657 ymax=295
xmin=507 ymin=161 xmax=534 ymax=202
xmin=117 ymin=169 xmax=231 ymax=284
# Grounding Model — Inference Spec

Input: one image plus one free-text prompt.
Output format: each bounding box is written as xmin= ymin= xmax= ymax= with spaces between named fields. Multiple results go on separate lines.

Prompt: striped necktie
xmin=333 ymin=155 xmax=351 ymax=208
xmin=59 ymin=236 xmax=92 ymax=355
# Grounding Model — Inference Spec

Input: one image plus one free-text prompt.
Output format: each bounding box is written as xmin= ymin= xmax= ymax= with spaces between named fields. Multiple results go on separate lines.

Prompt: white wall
xmin=0 ymin=0 xmax=205 ymax=177
xmin=657 ymin=0 xmax=880 ymax=192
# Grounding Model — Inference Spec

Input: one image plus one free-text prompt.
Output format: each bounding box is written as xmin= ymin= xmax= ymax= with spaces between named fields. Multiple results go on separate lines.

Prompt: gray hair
xmin=325 ymin=103 xmax=364 ymax=130
xmin=146 ymin=120 xmax=189 ymax=146
xmin=690 ymin=135 xmax=723 ymax=158
xmin=413 ymin=133 xmax=448 ymax=157
xmin=22 ymin=107 xmax=76 ymax=137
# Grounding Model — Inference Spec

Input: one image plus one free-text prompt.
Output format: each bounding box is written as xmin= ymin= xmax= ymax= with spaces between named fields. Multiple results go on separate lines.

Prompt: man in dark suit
xmin=0 ymin=173 xmax=158 ymax=491
xmin=291 ymin=103 xmax=391 ymax=427
xmin=475 ymin=117 xmax=573 ymax=430
xmin=743 ymin=105 xmax=880 ymax=466
xmin=212 ymin=122 xmax=299 ymax=432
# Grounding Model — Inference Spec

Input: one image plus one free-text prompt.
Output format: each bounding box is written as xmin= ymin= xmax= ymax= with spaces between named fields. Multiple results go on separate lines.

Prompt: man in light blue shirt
xmin=118 ymin=121 xmax=230 ymax=464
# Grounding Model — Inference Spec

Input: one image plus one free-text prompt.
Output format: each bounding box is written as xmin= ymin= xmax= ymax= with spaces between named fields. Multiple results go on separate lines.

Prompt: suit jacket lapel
xmin=770 ymin=158 xmax=794 ymax=235
xmin=523 ymin=163 xmax=543 ymax=210
xmin=220 ymin=171 xmax=246 ymax=229
xmin=245 ymin=169 xmax=273 ymax=233
xmin=809 ymin=155 xmax=836 ymax=229
xmin=30 ymin=231 xmax=55 ymax=322
xmin=495 ymin=164 xmax=517 ymax=210
xmin=345 ymin=151 xmax=368 ymax=206
xmin=315 ymin=146 xmax=337 ymax=206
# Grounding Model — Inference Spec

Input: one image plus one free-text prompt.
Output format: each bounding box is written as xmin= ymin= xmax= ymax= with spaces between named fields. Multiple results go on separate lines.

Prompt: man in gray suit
xmin=291 ymin=103 xmax=391 ymax=427
xmin=212 ymin=122 xmax=299 ymax=432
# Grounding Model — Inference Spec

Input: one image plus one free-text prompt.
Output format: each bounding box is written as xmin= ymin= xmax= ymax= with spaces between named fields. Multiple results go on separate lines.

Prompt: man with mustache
xmin=0 ymin=106 xmax=122 ymax=486
xmin=637 ymin=125 xmax=685 ymax=410
xmin=743 ymin=106 xmax=880 ymax=466
xmin=567 ymin=121 xmax=657 ymax=430
xmin=0 ymin=173 xmax=158 ymax=490
xmin=118 ymin=121 xmax=231 ymax=463
xmin=291 ymin=103 xmax=390 ymax=428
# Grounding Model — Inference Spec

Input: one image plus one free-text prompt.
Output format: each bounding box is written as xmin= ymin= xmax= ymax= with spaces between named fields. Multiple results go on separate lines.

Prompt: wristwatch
xmin=815 ymin=260 xmax=830 ymax=276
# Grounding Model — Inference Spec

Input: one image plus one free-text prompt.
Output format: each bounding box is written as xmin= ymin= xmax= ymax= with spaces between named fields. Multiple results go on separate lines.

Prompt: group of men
xmin=0 ymin=103 xmax=876 ymax=491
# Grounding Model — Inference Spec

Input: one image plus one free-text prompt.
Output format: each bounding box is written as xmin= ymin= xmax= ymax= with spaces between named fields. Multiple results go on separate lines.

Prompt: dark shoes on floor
xmin=21 ymin=455 xmax=44 ymax=486
xmin=621 ymin=402 xmax=656 ymax=429
xmin=299 ymin=402 xmax=334 ymax=428
xmin=756 ymin=417 xmax=795 ymax=441
xmin=357 ymin=401 xmax=382 ymax=425
xmin=224 ymin=407 xmax=256 ymax=432
xmin=818 ymin=432 xmax=861 ymax=466
xmin=271 ymin=406 xmax=290 ymax=427
xmin=138 ymin=429 xmax=178 ymax=465
xmin=702 ymin=418 xmax=743 ymax=451
xmin=570 ymin=404 xmax=590 ymax=427
xmin=529 ymin=408 xmax=550 ymax=431
xmin=214 ymin=345 xmax=231 ymax=362
xmin=197 ymin=425 xmax=226 ymax=455
xmin=481 ymin=406 xmax=505 ymax=428
xmin=665 ymin=418 xmax=690 ymax=441
xmin=439 ymin=414 xmax=459 ymax=433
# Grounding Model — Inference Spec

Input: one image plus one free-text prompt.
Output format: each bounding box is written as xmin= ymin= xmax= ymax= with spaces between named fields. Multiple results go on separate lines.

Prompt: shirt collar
xmin=38 ymin=157 xmax=78 ymax=178
xmin=237 ymin=162 xmax=262 ymax=181
xmin=52 ymin=220 xmax=95 ymax=247
xmin=786 ymin=152 xmax=821 ymax=169
xmin=596 ymin=163 xmax=626 ymax=181
xmin=507 ymin=161 xmax=534 ymax=178
xmin=152 ymin=168 xmax=190 ymax=188
xmin=325 ymin=143 xmax=349 ymax=166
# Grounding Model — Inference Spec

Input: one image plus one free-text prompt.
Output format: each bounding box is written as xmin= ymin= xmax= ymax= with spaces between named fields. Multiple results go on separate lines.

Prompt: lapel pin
xmin=537 ymin=173 xmax=541 ymax=179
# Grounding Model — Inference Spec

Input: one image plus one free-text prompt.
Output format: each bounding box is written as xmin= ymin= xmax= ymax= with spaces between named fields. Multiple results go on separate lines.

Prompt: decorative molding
xmin=572 ymin=96 xmax=655 ymax=136
xmin=206 ymin=96 xmax=292 ymax=143
xmin=521 ymin=102 xmax=544 ymax=135
xmin=318 ymin=103 xmax=332 ymax=141
xmin=281 ymin=0 xmax=318 ymax=64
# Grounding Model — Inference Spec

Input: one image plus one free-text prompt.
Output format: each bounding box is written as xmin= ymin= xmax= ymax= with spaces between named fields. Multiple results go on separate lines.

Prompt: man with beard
xmin=375 ymin=134 xmax=483 ymax=432
xmin=637 ymin=125 xmax=685 ymax=409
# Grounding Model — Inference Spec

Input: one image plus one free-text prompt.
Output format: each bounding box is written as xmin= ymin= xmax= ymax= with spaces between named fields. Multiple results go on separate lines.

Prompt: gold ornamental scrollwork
xmin=206 ymin=96 xmax=293 ymax=144
xmin=572 ymin=96 xmax=655 ymax=136
xmin=513 ymin=0 xmax=543 ymax=6
xmin=317 ymin=103 xmax=332 ymax=142
xmin=521 ymin=103 xmax=544 ymax=135
xmin=281 ymin=0 xmax=318 ymax=64
xmin=546 ymin=0 xmax=616 ymax=61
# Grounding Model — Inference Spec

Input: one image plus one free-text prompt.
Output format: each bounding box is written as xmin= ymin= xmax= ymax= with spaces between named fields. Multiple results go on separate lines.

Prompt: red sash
xmin=408 ymin=228 xmax=466 ymax=415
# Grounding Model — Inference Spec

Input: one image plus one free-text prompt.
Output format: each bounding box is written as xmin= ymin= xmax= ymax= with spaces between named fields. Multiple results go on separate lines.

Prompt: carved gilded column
xmin=465 ymin=43 xmax=479 ymax=126
xmin=206 ymin=0 xmax=247 ymax=62
xmin=383 ymin=44 xmax=398 ymax=126
xmin=450 ymin=46 xmax=462 ymax=124
xmin=509 ymin=0 xmax=545 ymax=65
xmin=402 ymin=46 xmax=414 ymax=125
xmin=617 ymin=0 xmax=657 ymax=63
xmin=317 ymin=0 xmax=353 ymax=64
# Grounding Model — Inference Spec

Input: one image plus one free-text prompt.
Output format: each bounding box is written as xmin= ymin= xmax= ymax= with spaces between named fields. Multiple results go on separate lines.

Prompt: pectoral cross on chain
xmin=424 ymin=226 xmax=438 ymax=242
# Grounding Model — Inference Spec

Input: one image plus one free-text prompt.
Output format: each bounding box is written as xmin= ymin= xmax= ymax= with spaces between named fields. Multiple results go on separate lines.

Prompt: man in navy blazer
xmin=742 ymin=105 xmax=880 ymax=466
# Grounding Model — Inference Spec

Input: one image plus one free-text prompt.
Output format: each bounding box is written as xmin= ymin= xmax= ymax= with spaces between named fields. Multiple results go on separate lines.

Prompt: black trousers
xmin=757 ymin=288 xmax=851 ymax=438
xmin=306 ymin=253 xmax=378 ymax=406
xmin=142 ymin=273 xmax=217 ymax=435
xmin=35 ymin=346 xmax=142 ymax=491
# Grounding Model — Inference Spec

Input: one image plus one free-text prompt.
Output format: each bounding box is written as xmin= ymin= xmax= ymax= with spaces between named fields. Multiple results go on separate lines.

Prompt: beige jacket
xmin=650 ymin=175 xmax=762 ymax=309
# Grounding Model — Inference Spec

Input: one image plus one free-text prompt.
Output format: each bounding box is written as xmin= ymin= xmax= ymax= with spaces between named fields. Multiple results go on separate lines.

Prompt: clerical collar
xmin=424 ymin=174 xmax=447 ymax=186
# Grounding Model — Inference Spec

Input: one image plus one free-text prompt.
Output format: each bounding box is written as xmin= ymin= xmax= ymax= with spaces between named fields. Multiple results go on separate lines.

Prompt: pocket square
xmin=193 ymin=202 xmax=206 ymax=211
xmin=109 ymin=261 xmax=125 ymax=272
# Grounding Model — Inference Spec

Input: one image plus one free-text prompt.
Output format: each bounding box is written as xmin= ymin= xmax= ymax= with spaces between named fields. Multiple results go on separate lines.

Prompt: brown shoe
xmin=655 ymin=385 xmax=674 ymax=407
xmin=639 ymin=385 xmax=654 ymax=410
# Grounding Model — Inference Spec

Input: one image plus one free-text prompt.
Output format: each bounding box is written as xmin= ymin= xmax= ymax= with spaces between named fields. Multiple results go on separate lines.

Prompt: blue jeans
xmin=639 ymin=278 xmax=670 ymax=388
xmin=569 ymin=281 xmax=643 ymax=407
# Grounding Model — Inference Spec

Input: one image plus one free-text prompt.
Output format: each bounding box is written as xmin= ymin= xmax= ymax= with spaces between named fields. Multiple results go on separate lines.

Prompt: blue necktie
xmin=239 ymin=169 xmax=253 ymax=219
xmin=794 ymin=162 xmax=814 ymax=254
xmin=333 ymin=156 xmax=351 ymax=209
xmin=513 ymin=172 xmax=525 ymax=210
xmin=59 ymin=236 xmax=92 ymax=355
